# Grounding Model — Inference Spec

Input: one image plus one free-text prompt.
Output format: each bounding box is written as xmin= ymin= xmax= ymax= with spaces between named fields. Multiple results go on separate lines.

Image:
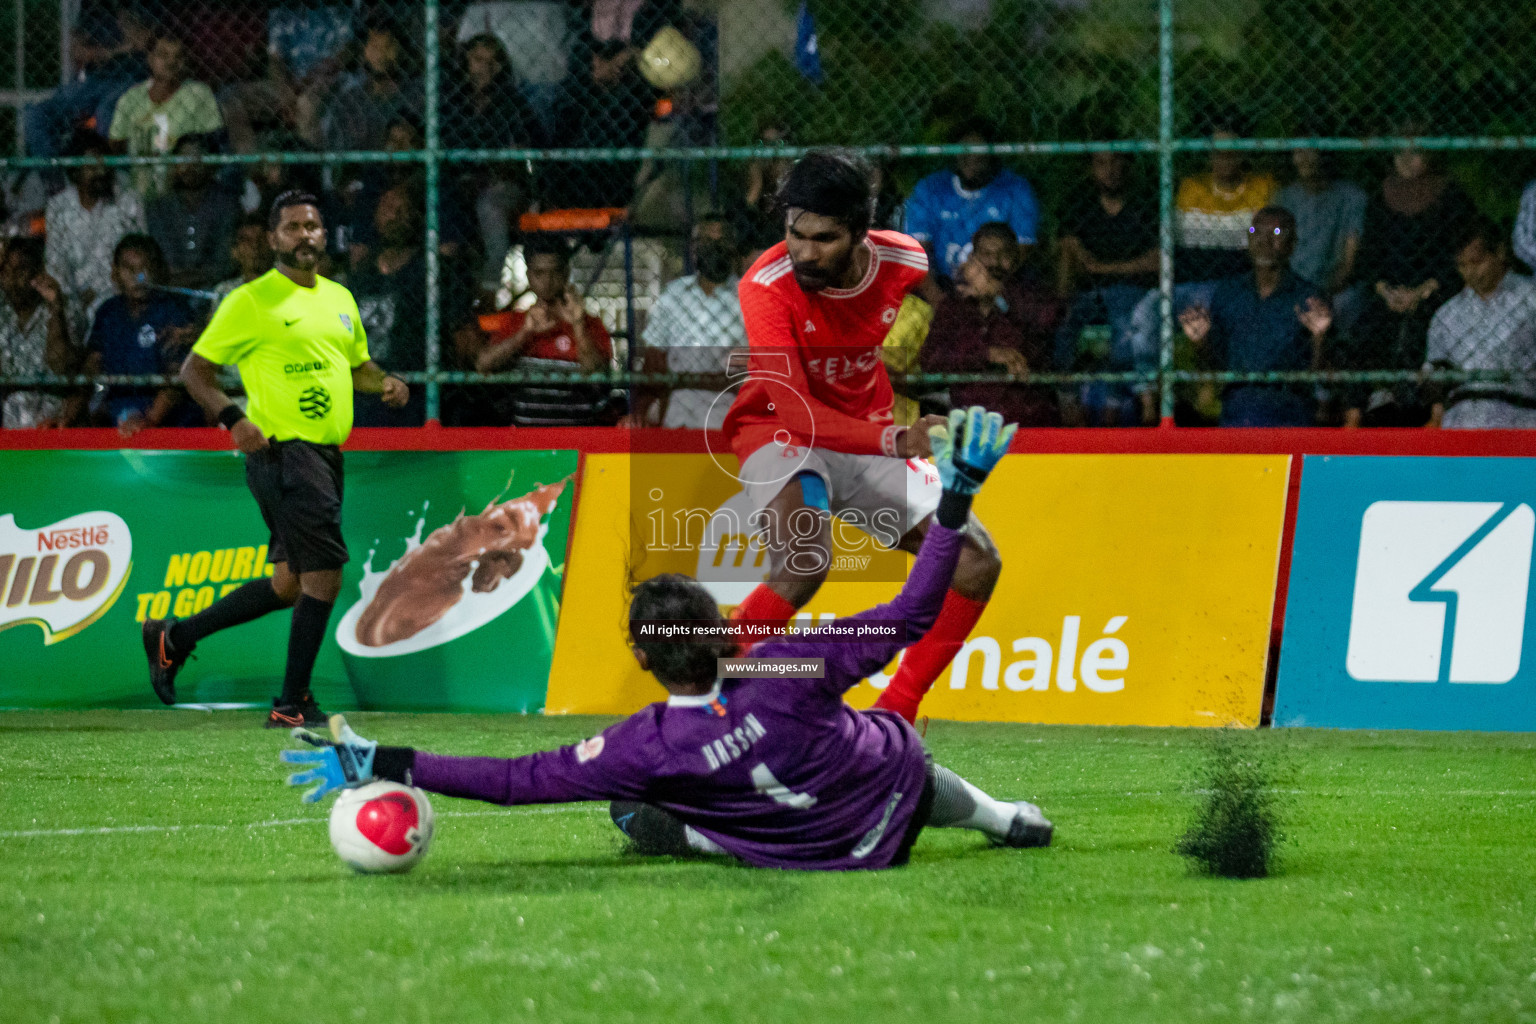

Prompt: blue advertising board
xmin=1276 ymin=455 xmax=1536 ymax=731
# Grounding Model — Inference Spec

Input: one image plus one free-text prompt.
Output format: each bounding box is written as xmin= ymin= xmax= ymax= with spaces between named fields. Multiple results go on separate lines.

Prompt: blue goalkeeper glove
xmin=280 ymin=715 xmax=377 ymax=803
xmin=929 ymin=405 xmax=1016 ymax=495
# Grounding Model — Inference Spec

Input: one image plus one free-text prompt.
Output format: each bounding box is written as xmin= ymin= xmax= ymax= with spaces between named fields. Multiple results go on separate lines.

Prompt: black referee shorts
xmin=245 ymin=439 xmax=349 ymax=574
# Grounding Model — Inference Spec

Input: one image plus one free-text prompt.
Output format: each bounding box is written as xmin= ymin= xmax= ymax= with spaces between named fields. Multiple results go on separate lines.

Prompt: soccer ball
xmin=328 ymin=781 xmax=434 ymax=874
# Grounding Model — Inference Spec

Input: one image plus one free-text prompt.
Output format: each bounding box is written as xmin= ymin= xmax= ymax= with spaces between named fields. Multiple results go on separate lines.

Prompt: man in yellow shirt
xmin=143 ymin=190 xmax=409 ymax=728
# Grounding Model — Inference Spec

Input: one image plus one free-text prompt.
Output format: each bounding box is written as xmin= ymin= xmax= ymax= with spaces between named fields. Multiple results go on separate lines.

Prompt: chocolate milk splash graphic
xmin=355 ymin=480 xmax=567 ymax=647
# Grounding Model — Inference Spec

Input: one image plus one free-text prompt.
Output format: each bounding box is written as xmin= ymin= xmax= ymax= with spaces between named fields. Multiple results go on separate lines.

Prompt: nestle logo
xmin=37 ymin=525 xmax=110 ymax=552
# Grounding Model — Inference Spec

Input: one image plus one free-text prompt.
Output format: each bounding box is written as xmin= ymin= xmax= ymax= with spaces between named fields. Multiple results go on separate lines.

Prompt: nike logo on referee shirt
xmin=284 ymin=318 xmax=301 ymax=326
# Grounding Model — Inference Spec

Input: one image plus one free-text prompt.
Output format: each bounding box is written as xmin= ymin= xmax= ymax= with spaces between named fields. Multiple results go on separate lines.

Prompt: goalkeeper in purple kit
xmin=282 ymin=406 xmax=1052 ymax=870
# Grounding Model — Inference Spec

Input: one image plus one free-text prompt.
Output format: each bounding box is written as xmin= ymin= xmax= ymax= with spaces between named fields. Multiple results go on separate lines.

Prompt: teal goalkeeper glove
xmin=280 ymin=715 xmax=377 ymax=803
xmin=929 ymin=406 xmax=1016 ymax=495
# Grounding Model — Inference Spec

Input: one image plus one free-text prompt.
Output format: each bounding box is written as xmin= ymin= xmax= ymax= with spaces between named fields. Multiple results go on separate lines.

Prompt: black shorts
xmin=245 ymin=439 xmax=348 ymax=574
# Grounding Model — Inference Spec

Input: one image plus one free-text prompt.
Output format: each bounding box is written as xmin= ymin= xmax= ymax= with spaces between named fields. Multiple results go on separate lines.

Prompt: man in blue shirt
xmin=902 ymin=118 xmax=1040 ymax=281
xmin=1178 ymin=207 xmax=1333 ymax=426
xmin=84 ymin=234 xmax=198 ymax=433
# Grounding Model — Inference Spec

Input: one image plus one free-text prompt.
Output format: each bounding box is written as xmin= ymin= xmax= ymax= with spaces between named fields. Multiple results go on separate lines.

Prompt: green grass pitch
xmin=3 ymin=712 xmax=1534 ymax=1023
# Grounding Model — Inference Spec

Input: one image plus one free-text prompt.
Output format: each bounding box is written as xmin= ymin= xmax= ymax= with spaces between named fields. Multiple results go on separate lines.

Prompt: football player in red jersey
xmin=719 ymin=150 xmax=1005 ymax=723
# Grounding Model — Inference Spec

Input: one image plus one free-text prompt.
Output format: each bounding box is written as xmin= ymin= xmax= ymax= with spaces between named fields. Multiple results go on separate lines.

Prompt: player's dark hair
xmin=113 ymin=232 xmax=166 ymax=276
xmin=268 ymin=190 xmax=322 ymax=231
xmin=971 ymin=221 xmax=1017 ymax=250
xmin=775 ymin=149 xmax=874 ymax=239
xmin=1452 ymin=215 xmax=1506 ymax=257
xmin=628 ymin=573 xmax=734 ymax=687
xmin=523 ymin=233 xmax=572 ymax=269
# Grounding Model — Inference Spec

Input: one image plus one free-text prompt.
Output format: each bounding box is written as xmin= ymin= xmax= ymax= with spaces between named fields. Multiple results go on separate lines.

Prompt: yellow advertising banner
xmin=546 ymin=454 xmax=1290 ymax=727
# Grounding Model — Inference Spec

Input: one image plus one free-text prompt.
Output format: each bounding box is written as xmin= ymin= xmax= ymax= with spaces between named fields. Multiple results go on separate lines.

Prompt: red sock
xmin=730 ymin=584 xmax=800 ymax=654
xmin=874 ymin=589 xmax=989 ymax=723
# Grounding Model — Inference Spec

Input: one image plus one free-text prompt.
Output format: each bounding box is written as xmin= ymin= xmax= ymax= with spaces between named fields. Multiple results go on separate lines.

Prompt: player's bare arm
xmin=351 ymin=360 xmax=409 ymax=407
xmin=181 ymin=350 xmax=268 ymax=453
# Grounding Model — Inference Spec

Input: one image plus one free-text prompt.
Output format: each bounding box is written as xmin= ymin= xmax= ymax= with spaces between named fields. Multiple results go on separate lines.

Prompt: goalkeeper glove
xmin=280 ymin=714 xmax=377 ymax=803
xmin=929 ymin=405 xmax=1016 ymax=496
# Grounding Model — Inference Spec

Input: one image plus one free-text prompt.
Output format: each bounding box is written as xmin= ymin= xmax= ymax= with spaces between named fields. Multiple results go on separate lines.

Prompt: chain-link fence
xmin=1 ymin=0 xmax=1534 ymax=431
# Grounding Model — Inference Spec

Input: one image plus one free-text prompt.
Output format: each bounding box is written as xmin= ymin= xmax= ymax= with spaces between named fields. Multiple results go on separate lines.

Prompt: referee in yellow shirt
xmin=143 ymin=190 xmax=409 ymax=728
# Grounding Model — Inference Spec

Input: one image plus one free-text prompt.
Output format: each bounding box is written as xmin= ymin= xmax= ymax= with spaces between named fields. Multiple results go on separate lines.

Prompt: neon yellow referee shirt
xmin=193 ymin=269 xmax=370 ymax=445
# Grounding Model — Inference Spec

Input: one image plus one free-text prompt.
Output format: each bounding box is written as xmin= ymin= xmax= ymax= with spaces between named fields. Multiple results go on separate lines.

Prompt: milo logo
xmin=0 ymin=512 xmax=133 ymax=644
xmin=299 ymin=385 xmax=332 ymax=419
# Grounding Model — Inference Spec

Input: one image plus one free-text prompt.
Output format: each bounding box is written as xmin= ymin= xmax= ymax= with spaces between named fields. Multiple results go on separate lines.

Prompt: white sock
xmin=956 ymin=779 xmax=1017 ymax=838
xmin=932 ymin=770 xmax=1017 ymax=839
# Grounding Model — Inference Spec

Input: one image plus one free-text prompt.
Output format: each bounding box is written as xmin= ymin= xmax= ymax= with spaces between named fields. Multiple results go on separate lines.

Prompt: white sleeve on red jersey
xmin=738 ymin=273 xmax=903 ymax=457
xmin=868 ymin=230 xmax=930 ymax=294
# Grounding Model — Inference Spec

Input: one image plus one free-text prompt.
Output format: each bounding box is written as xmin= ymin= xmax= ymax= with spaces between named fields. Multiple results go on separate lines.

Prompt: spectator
xmin=1275 ymin=146 xmax=1367 ymax=297
xmin=236 ymin=128 xmax=322 ymax=218
xmin=221 ymin=3 xmax=355 ymax=153
xmin=146 ymin=134 xmax=239 ymax=290
xmin=550 ymin=39 xmax=655 ymax=208
xmin=902 ymin=117 xmax=1040 ymax=280
xmin=340 ymin=117 xmax=471 ymax=271
xmin=1055 ymin=151 xmax=1159 ymax=425
xmin=24 ymin=6 xmax=151 ymax=160
xmin=212 ymin=214 xmax=274 ymax=307
xmin=1175 ymin=116 xmax=1277 ymax=282
xmin=472 ymin=235 xmax=614 ymax=426
xmin=108 ymin=35 xmax=224 ymax=200
xmin=741 ymin=115 xmax=795 ymax=251
xmin=635 ymin=217 xmax=746 ymax=429
xmin=83 ymin=235 xmax=199 ymax=433
xmin=1516 ymin=179 xmax=1536 ymax=272
xmin=1177 ymin=207 xmax=1332 ymax=427
xmin=1125 ymin=115 xmax=1279 ymax=386
xmin=44 ymin=129 xmax=146 ymax=331
xmin=0 ymin=239 xmax=76 ymax=428
xmin=920 ymin=222 xmax=1064 ymax=427
xmin=1424 ymin=218 xmax=1536 ymax=429
xmin=346 ymin=184 xmax=467 ymax=427
xmin=444 ymin=33 xmax=538 ymax=290
xmin=321 ymin=25 xmax=423 ymax=157
xmin=455 ymin=2 xmax=574 ymax=142
xmin=1342 ymin=145 xmax=1478 ymax=427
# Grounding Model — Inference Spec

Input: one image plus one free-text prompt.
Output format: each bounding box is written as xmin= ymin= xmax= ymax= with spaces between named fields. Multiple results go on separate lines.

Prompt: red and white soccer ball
xmin=328 ymin=781 xmax=435 ymax=874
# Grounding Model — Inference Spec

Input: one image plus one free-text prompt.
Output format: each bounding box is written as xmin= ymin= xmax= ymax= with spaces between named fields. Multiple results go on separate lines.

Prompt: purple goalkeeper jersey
xmin=412 ymin=522 xmax=965 ymax=870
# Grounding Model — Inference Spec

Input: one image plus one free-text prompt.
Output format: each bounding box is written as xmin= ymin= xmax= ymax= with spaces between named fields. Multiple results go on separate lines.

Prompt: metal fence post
xmin=423 ymin=0 xmax=442 ymax=423
xmin=1157 ymin=0 xmax=1176 ymax=426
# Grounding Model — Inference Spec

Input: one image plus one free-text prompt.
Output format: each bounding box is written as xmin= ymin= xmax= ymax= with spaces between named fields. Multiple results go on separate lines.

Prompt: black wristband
xmin=935 ymin=489 xmax=973 ymax=531
xmin=217 ymin=404 xmax=246 ymax=430
xmin=374 ymin=745 xmax=417 ymax=785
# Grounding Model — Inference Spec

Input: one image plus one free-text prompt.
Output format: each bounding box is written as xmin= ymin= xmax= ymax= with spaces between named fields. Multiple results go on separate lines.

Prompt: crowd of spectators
xmin=1 ymin=2 xmax=1533 ymax=432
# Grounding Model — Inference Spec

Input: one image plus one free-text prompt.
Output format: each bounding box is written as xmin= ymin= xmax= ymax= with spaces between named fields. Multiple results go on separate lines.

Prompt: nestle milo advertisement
xmin=0 ymin=449 xmax=576 ymax=711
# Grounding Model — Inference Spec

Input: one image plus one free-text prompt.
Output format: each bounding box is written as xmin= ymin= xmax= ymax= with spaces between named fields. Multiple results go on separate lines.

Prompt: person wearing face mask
xmin=631 ymin=218 xmax=747 ymax=429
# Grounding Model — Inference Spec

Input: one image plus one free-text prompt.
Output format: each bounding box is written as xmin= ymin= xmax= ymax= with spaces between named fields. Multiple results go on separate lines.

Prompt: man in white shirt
xmin=1426 ymin=218 xmax=1536 ymax=429
xmin=636 ymin=218 xmax=746 ymax=429
xmin=44 ymin=129 xmax=144 ymax=335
